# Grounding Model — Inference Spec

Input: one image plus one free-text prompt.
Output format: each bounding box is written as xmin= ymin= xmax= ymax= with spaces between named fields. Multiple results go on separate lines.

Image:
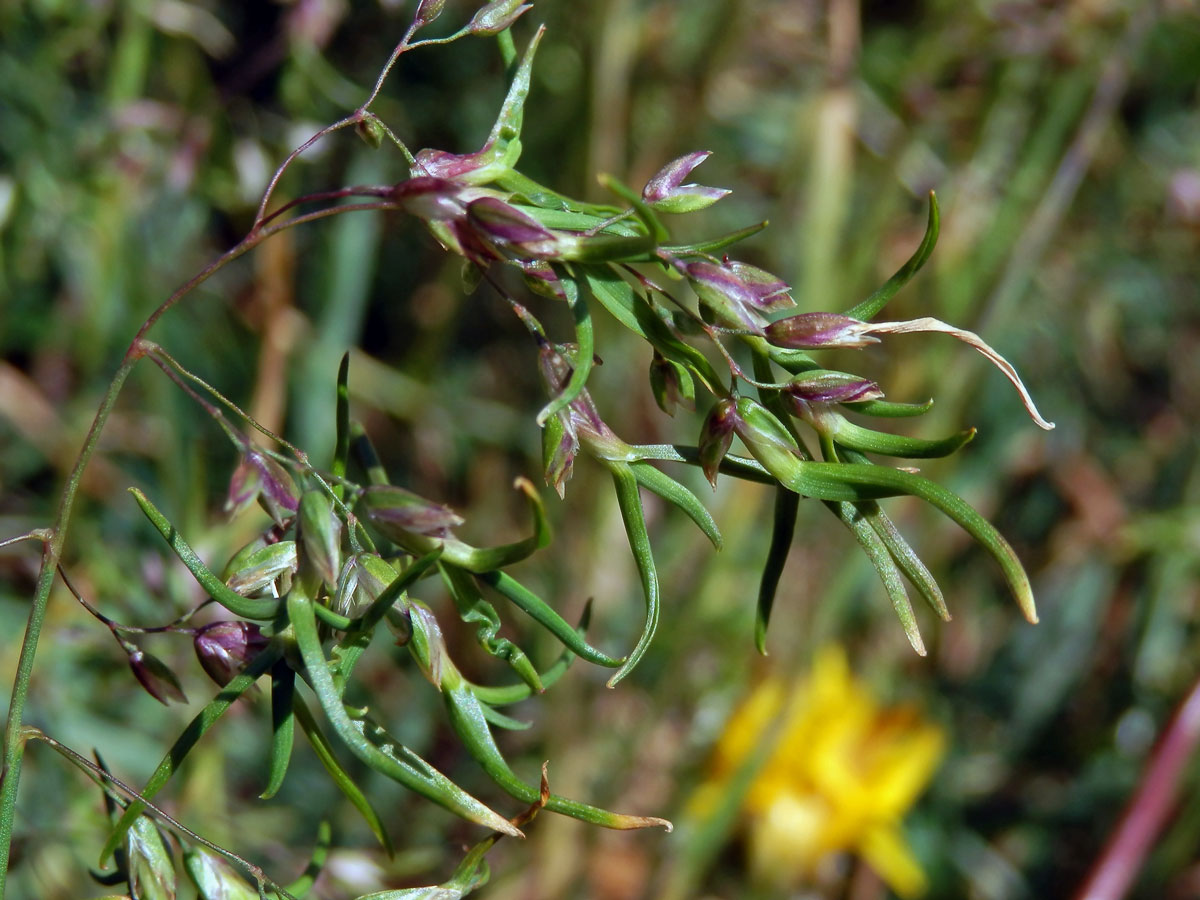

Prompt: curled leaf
xmin=604 ymin=463 xmax=660 ymax=687
xmin=755 ymin=487 xmax=798 ymax=655
xmin=440 ymin=564 xmax=542 ymax=693
xmin=629 ymin=462 xmax=722 ymax=549
xmin=440 ymin=668 xmax=672 ymax=830
xmin=860 ymin=317 xmax=1055 ymax=430
xmin=478 ymin=570 xmax=623 ymax=668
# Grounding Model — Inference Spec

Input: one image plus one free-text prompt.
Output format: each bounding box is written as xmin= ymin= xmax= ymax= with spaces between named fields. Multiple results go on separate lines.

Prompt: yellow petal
xmin=747 ymin=792 xmax=830 ymax=888
xmin=867 ymin=721 xmax=945 ymax=818
xmin=859 ymin=823 xmax=929 ymax=898
xmin=712 ymin=677 xmax=785 ymax=775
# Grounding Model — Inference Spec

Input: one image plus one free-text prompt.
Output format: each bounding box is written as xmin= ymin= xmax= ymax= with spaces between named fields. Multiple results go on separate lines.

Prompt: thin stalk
xmin=57 ymin=564 xmax=208 ymax=635
xmin=22 ymin=728 xmax=299 ymax=900
xmin=255 ymin=116 xmax=361 ymax=225
xmin=0 ymin=354 xmax=137 ymax=893
xmin=0 ymin=200 xmax=388 ymax=896
xmin=360 ymin=21 xmax=422 ymax=111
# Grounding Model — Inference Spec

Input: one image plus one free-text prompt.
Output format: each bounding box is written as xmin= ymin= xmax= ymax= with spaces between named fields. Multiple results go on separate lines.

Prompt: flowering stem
xmin=0 ymin=199 xmax=386 ymax=896
xmin=21 ymin=728 xmax=298 ymax=899
xmin=0 ymin=355 xmax=136 ymax=896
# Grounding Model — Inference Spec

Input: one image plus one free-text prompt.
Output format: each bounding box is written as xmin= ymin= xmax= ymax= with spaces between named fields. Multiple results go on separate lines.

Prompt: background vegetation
xmin=1 ymin=0 xmax=1198 ymax=897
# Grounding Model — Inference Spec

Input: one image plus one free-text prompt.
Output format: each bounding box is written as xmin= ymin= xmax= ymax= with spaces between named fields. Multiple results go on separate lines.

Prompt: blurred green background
xmin=1 ymin=0 xmax=1198 ymax=897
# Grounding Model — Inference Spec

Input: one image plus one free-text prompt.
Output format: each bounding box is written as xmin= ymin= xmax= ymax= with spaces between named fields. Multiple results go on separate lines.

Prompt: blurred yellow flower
xmin=692 ymin=646 xmax=945 ymax=897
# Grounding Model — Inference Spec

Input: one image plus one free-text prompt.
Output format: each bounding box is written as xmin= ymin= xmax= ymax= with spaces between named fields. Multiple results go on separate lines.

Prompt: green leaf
xmin=512 ymin=201 xmax=636 ymax=233
xmin=535 ymin=272 xmax=593 ymax=427
xmin=355 ymin=881 xmax=487 ymax=900
xmin=130 ymin=488 xmax=281 ymax=621
xmin=479 ymin=703 xmax=532 ymax=731
xmin=748 ymin=353 xmax=936 ymax=651
xmin=733 ymin=393 xmax=1028 ymax=622
xmin=629 ymin=462 xmax=722 ymax=549
xmin=481 ymin=26 xmax=543 ymax=172
xmin=582 ymin=267 xmax=724 ymax=394
xmin=754 ymin=487 xmax=798 ymax=655
xmin=292 ymin=696 xmax=392 ymax=853
xmin=826 ymin=416 xmax=976 ymax=459
xmin=286 ymin=584 xmax=521 ymax=836
xmin=477 ymin=570 xmax=622 ymax=668
xmin=351 ymin=422 xmax=391 ymax=486
xmin=440 ymin=675 xmax=671 ymax=830
xmin=354 ymin=831 xmax=493 ymax=899
xmin=846 ymin=191 xmax=940 ymax=321
xmin=470 ymin=602 xmax=590 ymax=706
xmin=281 ymin=820 xmax=332 ymax=898
xmin=761 ymin=342 xmax=819 ymax=375
xmin=426 ymin=26 xmax=544 ymax=186
xmin=660 ymin=220 xmax=768 ymax=257
xmin=332 ymin=353 xmax=351 ymax=499
xmin=746 ymin=361 xmax=811 ymax=655
xmin=101 ymin=644 xmax=283 ymax=866
xmin=843 ymin=397 xmax=934 ymax=418
xmin=581 ymin=265 xmax=645 ymax=336
xmin=826 ymin=499 xmax=926 ymax=655
xmin=777 ymin=462 xmax=1037 ymax=623
xmin=261 ymin=661 xmax=296 ymax=800
xmin=440 ymin=564 xmax=542 ymax=692
xmin=604 ymin=462 xmax=660 ymax=687
xmin=862 ymin=502 xmax=949 ymax=622
xmin=839 ymin=448 xmax=949 ymax=621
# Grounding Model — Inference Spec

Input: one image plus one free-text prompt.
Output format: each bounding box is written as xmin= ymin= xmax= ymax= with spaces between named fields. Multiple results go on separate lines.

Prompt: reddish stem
xmin=1075 ymin=672 xmax=1200 ymax=900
